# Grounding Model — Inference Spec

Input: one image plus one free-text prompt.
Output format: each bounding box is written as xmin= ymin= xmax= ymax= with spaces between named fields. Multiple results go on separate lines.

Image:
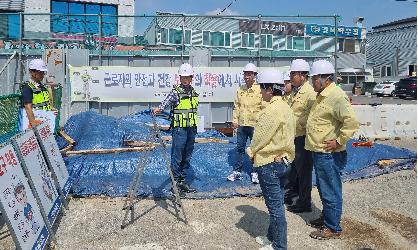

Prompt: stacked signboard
xmin=0 ymin=122 xmax=72 ymax=250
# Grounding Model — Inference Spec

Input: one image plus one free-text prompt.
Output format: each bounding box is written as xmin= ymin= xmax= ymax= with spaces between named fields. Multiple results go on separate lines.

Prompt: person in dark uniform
xmin=21 ymin=59 xmax=56 ymax=128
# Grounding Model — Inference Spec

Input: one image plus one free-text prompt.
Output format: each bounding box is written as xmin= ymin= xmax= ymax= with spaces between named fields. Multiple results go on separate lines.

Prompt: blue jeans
xmin=257 ymin=162 xmax=288 ymax=250
xmin=235 ymin=126 xmax=255 ymax=173
xmin=171 ymin=127 xmax=197 ymax=182
xmin=313 ymin=151 xmax=347 ymax=232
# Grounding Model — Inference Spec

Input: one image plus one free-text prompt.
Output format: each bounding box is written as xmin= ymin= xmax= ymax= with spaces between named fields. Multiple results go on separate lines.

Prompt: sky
xmin=135 ymin=0 xmax=417 ymax=30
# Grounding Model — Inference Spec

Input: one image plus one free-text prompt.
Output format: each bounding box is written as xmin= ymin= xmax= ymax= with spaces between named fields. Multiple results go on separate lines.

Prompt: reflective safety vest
xmin=26 ymin=81 xmax=52 ymax=110
xmin=172 ymin=86 xmax=199 ymax=128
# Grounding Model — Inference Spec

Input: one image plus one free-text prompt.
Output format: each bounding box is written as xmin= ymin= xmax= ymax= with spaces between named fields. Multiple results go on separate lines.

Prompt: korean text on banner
xmin=70 ymin=66 xmax=295 ymax=103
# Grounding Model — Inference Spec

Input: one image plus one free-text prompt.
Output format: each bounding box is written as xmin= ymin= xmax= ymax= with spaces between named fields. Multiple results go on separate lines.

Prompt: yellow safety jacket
xmin=172 ymin=86 xmax=199 ymax=128
xmin=26 ymin=81 xmax=52 ymax=110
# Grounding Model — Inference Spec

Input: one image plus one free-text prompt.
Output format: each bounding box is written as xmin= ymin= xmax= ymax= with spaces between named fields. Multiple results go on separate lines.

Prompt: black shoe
xmin=170 ymin=186 xmax=186 ymax=198
xmin=287 ymin=204 xmax=312 ymax=213
xmin=284 ymin=196 xmax=295 ymax=205
xmin=307 ymin=216 xmax=324 ymax=228
xmin=177 ymin=181 xmax=197 ymax=193
xmin=284 ymin=192 xmax=298 ymax=205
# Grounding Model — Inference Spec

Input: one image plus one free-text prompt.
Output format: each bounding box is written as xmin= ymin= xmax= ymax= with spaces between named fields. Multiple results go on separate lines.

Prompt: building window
xmin=211 ymin=32 xmax=224 ymax=46
xmin=338 ymin=38 xmax=359 ymax=53
xmin=160 ymin=28 xmax=191 ymax=45
xmin=304 ymin=37 xmax=311 ymax=50
xmin=202 ymin=31 xmax=231 ymax=47
xmin=260 ymin=34 xmax=273 ymax=49
xmin=185 ymin=30 xmax=191 ymax=45
xmin=344 ymin=39 xmax=355 ymax=53
xmin=241 ymin=32 xmax=255 ymax=48
xmin=286 ymin=36 xmax=310 ymax=50
xmin=225 ymin=32 xmax=231 ymax=47
xmin=160 ymin=28 xmax=168 ymax=43
xmin=293 ymin=37 xmax=305 ymax=50
xmin=168 ymin=28 xmax=182 ymax=45
xmin=51 ymin=1 xmax=117 ymax=36
xmin=409 ymin=64 xmax=417 ymax=76
xmin=381 ymin=65 xmax=392 ymax=77
xmin=0 ymin=11 xmax=21 ymax=39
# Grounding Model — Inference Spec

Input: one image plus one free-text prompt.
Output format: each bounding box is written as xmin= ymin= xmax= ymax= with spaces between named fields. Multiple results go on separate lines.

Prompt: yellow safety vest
xmin=172 ymin=86 xmax=199 ymax=128
xmin=26 ymin=81 xmax=52 ymax=110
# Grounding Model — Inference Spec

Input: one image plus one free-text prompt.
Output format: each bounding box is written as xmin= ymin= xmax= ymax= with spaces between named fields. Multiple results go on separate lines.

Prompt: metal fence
xmin=0 ymin=13 xmax=367 ymax=128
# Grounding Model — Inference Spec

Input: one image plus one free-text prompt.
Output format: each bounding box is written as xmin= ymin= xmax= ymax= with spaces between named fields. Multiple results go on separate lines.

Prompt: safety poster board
xmin=20 ymin=109 xmax=56 ymax=133
xmin=0 ymin=143 xmax=49 ymax=250
xmin=34 ymin=123 xmax=72 ymax=197
xmin=13 ymin=130 xmax=62 ymax=225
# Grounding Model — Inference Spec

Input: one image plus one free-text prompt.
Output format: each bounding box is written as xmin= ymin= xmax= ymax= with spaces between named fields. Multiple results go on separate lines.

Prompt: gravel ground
xmin=373 ymin=137 xmax=416 ymax=152
xmin=1 ymin=138 xmax=416 ymax=250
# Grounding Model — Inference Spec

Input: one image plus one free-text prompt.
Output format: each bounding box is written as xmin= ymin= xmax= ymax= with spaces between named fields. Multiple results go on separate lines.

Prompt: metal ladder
xmin=121 ymin=112 xmax=188 ymax=229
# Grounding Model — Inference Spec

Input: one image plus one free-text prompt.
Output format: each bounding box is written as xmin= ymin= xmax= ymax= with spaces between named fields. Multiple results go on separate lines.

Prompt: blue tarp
xmin=60 ymin=111 xmax=416 ymax=198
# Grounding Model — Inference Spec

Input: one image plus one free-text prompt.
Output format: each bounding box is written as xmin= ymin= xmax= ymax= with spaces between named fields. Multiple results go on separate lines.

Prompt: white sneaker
xmin=227 ymin=171 xmax=242 ymax=181
xmin=251 ymin=172 xmax=259 ymax=184
xmin=259 ymin=244 xmax=274 ymax=250
xmin=255 ymin=236 xmax=271 ymax=246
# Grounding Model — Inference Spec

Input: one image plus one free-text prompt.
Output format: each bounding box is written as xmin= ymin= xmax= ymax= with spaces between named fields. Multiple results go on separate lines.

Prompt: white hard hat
xmin=257 ymin=69 xmax=284 ymax=85
xmin=29 ymin=59 xmax=48 ymax=72
xmin=283 ymin=71 xmax=291 ymax=81
xmin=289 ymin=59 xmax=310 ymax=73
xmin=243 ymin=63 xmax=257 ymax=73
xmin=310 ymin=60 xmax=335 ymax=76
xmin=178 ymin=63 xmax=194 ymax=76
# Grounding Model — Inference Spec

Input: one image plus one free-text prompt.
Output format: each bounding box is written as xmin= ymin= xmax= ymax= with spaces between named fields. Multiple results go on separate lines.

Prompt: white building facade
xmin=367 ymin=17 xmax=417 ymax=82
xmin=0 ymin=0 xmax=134 ymax=43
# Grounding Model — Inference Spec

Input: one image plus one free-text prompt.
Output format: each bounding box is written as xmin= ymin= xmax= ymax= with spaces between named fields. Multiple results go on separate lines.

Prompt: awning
xmin=338 ymin=68 xmax=364 ymax=73
xmin=338 ymin=68 xmax=367 ymax=76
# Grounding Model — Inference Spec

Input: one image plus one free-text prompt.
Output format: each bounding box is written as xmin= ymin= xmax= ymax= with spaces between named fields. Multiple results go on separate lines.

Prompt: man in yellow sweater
xmin=305 ymin=60 xmax=359 ymax=240
xmin=227 ymin=63 xmax=264 ymax=184
xmin=285 ymin=59 xmax=317 ymax=214
xmin=246 ymin=69 xmax=295 ymax=250
xmin=282 ymin=71 xmax=292 ymax=105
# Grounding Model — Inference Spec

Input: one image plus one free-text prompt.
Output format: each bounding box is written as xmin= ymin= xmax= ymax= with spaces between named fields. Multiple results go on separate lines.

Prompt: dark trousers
xmin=284 ymin=136 xmax=313 ymax=207
xmin=234 ymin=126 xmax=255 ymax=173
xmin=171 ymin=127 xmax=197 ymax=182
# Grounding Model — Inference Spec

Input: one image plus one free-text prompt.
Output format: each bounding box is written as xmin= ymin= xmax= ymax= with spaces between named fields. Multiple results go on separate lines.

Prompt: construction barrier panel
xmin=353 ymin=104 xmax=417 ymax=139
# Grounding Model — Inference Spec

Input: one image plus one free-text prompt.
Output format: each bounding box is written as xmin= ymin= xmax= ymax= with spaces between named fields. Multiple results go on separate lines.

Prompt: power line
xmin=214 ymin=0 xmax=239 ymax=16
xmin=190 ymin=0 xmax=240 ymax=30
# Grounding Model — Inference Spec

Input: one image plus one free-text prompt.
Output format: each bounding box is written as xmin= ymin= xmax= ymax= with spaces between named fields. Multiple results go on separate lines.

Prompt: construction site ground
xmin=0 ymin=137 xmax=416 ymax=250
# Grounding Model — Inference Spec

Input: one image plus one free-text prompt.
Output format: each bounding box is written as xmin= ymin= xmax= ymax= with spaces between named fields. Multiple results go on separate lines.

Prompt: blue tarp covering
xmin=60 ymin=111 xmax=416 ymax=198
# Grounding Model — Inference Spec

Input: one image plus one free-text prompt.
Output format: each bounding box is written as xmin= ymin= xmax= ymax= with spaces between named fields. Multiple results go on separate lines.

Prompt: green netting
xmin=0 ymin=94 xmax=21 ymax=144
xmin=52 ymin=86 xmax=63 ymax=133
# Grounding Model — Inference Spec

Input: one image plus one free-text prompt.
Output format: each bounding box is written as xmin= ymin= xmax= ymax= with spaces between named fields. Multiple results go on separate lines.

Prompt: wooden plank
xmin=123 ymin=140 xmax=160 ymax=147
xmin=65 ymin=146 xmax=155 ymax=156
xmin=145 ymin=123 xmax=171 ymax=131
xmin=160 ymin=136 xmax=229 ymax=144
xmin=194 ymin=138 xmax=230 ymax=144
xmin=59 ymin=144 xmax=73 ymax=155
xmin=59 ymin=129 xmax=76 ymax=145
